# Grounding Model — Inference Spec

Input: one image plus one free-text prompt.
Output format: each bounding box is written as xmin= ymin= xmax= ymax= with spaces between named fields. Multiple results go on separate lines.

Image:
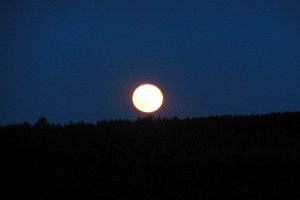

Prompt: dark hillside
xmin=1 ymin=112 xmax=300 ymax=199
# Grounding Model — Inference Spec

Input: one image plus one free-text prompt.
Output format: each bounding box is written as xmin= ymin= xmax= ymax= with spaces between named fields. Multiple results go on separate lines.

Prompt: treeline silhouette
xmin=1 ymin=112 xmax=300 ymax=199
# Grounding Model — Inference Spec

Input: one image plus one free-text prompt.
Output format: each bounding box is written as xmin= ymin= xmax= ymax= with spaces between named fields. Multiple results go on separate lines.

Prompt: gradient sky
xmin=1 ymin=0 xmax=300 ymax=125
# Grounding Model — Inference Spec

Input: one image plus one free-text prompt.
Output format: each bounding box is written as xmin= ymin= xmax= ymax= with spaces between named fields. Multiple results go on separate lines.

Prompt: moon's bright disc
xmin=132 ymin=84 xmax=163 ymax=113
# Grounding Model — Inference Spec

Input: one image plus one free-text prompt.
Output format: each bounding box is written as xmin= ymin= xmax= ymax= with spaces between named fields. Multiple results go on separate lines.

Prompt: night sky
xmin=1 ymin=0 xmax=300 ymax=125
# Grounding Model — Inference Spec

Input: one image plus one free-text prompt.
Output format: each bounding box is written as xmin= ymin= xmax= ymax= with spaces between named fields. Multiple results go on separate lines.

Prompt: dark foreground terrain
xmin=1 ymin=112 xmax=300 ymax=199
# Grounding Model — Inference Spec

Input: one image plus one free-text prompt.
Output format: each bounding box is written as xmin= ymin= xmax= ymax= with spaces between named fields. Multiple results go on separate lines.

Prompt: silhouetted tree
xmin=34 ymin=117 xmax=49 ymax=128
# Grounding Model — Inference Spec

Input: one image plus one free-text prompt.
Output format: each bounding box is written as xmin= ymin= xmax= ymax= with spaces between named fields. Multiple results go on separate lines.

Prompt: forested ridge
xmin=1 ymin=112 xmax=300 ymax=199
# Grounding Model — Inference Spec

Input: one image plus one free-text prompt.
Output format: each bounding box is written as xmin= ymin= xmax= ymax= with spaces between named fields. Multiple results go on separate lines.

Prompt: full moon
xmin=132 ymin=84 xmax=164 ymax=113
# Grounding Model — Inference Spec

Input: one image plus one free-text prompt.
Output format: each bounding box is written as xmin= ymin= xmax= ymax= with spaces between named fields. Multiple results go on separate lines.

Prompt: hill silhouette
xmin=1 ymin=112 xmax=300 ymax=199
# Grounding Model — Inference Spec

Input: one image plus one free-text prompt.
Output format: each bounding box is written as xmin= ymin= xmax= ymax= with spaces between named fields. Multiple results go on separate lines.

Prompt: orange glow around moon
xmin=132 ymin=84 xmax=164 ymax=113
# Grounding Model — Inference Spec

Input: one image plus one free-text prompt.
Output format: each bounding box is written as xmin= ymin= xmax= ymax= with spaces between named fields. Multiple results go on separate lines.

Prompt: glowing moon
xmin=132 ymin=84 xmax=164 ymax=113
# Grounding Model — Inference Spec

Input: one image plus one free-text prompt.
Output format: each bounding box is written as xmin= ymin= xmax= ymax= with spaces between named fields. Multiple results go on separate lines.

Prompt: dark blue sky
xmin=1 ymin=0 xmax=300 ymax=125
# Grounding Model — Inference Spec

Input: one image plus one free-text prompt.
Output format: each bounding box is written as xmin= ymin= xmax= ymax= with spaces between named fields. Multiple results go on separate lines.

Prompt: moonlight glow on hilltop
xmin=132 ymin=84 xmax=163 ymax=113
